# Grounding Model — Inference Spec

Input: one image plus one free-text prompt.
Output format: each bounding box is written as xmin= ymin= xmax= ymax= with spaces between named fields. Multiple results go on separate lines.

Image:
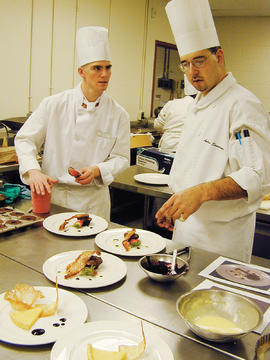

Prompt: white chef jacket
xmin=15 ymin=84 xmax=130 ymax=220
xmin=154 ymin=96 xmax=194 ymax=152
xmin=169 ymin=73 xmax=270 ymax=262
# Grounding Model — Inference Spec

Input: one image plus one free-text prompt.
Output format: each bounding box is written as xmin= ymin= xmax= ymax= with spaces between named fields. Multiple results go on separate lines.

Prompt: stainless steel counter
xmin=2 ymin=254 xmax=218 ymax=360
xmin=111 ymin=165 xmax=173 ymax=228
xmin=111 ymin=165 xmax=173 ymax=200
xmin=0 ymin=201 xmax=269 ymax=360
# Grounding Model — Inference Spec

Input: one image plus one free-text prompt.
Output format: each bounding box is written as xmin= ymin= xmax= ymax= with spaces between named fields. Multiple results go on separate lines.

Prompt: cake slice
xmin=10 ymin=306 xmax=43 ymax=330
xmin=87 ymin=344 xmax=127 ymax=360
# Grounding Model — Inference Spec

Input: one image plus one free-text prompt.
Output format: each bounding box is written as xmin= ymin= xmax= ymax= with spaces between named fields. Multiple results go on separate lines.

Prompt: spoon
xmin=170 ymin=249 xmax=177 ymax=275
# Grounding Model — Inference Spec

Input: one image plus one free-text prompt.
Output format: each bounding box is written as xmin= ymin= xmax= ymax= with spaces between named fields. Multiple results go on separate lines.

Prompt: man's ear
xmin=78 ymin=67 xmax=85 ymax=79
xmin=216 ymin=48 xmax=225 ymax=65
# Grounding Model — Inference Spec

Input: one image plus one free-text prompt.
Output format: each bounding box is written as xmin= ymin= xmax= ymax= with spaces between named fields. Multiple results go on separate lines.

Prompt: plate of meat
xmin=43 ymin=250 xmax=127 ymax=288
xmin=43 ymin=212 xmax=108 ymax=237
xmin=95 ymin=228 xmax=166 ymax=257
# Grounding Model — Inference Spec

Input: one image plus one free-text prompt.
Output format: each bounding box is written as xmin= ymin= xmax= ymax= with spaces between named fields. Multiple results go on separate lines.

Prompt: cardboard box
xmin=0 ymin=146 xmax=18 ymax=165
xmin=130 ymin=134 xmax=153 ymax=149
xmin=130 ymin=134 xmax=153 ymax=165
xmin=136 ymin=147 xmax=174 ymax=174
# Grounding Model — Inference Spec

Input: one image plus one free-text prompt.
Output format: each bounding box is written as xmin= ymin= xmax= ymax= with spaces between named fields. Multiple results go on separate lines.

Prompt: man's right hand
xmin=27 ymin=169 xmax=58 ymax=195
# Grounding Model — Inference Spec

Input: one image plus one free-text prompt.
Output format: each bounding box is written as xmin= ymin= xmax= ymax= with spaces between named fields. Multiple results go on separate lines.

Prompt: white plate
xmin=0 ymin=286 xmax=88 ymax=346
xmin=95 ymin=228 xmax=166 ymax=257
xmin=43 ymin=251 xmax=127 ymax=289
xmin=134 ymin=173 xmax=169 ymax=185
xmin=50 ymin=320 xmax=174 ymax=360
xmin=43 ymin=212 xmax=108 ymax=237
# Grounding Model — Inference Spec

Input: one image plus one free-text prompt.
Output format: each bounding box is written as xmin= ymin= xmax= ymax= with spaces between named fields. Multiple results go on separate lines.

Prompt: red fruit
xmin=68 ymin=167 xmax=81 ymax=178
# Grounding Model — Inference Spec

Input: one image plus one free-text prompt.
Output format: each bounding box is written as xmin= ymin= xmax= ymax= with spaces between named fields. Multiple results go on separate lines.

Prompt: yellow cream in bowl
xmin=194 ymin=315 xmax=244 ymax=335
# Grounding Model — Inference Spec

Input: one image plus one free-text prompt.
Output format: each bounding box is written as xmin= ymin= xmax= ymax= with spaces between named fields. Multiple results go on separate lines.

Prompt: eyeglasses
xmin=179 ymin=56 xmax=209 ymax=72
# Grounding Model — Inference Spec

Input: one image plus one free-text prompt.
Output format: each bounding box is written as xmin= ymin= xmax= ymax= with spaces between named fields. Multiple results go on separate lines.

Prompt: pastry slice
xmin=10 ymin=306 xmax=43 ymax=330
xmin=87 ymin=344 xmax=127 ymax=360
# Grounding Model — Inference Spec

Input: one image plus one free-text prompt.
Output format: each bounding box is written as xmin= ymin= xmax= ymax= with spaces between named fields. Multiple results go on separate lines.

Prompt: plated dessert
xmin=50 ymin=320 xmax=174 ymax=360
xmin=4 ymin=283 xmax=58 ymax=331
xmin=0 ymin=284 xmax=88 ymax=346
xmin=87 ymin=322 xmax=145 ymax=360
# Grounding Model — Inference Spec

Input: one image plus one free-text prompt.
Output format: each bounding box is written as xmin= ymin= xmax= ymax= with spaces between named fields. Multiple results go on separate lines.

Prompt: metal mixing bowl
xmin=176 ymin=289 xmax=263 ymax=342
xmin=138 ymin=254 xmax=189 ymax=282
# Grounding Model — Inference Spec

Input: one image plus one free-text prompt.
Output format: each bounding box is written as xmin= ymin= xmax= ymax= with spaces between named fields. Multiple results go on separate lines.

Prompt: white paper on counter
xmin=259 ymin=200 xmax=270 ymax=210
xmin=198 ymin=256 xmax=270 ymax=296
xmin=193 ymin=279 xmax=270 ymax=335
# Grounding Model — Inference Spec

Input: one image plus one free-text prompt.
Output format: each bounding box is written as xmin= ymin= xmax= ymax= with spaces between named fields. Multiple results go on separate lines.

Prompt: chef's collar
xmin=193 ymin=72 xmax=236 ymax=110
xmin=81 ymin=95 xmax=101 ymax=111
xmin=76 ymin=83 xmax=104 ymax=112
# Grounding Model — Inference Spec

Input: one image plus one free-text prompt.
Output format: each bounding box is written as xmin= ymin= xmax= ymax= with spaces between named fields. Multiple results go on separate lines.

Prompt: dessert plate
xmin=0 ymin=286 xmax=88 ymax=345
xmin=51 ymin=320 xmax=174 ymax=360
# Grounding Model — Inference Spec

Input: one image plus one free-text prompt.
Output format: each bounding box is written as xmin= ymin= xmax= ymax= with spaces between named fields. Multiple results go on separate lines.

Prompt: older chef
xmin=15 ymin=26 xmax=130 ymax=221
xmin=156 ymin=0 xmax=270 ymax=262
xmin=154 ymin=75 xmax=198 ymax=152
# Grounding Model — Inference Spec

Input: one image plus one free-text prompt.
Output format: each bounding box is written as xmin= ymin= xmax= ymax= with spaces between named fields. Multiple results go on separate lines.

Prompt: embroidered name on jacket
xmin=203 ymin=139 xmax=224 ymax=150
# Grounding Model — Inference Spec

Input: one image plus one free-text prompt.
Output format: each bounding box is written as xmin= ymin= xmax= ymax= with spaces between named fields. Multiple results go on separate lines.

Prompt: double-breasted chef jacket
xmin=15 ymin=84 xmax=130 ymax=221
xmin=154 ymin=96 xmax=195 ymax=152
xmin=169 ymin=72 xmax=270 ymax=262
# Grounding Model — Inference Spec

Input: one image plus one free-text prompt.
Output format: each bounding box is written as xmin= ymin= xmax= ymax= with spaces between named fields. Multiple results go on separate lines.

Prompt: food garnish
xmin=59 ymin=213 xmax=92 ymax=231
xmin=68 ymin=166 xmax=81 ymax=178
xmin=87 ymin=322 xmax=146 ymax=360
xmin=4 ymin=284 xmax=44 ymax=311
xmin=122 ymin=229 xmax=141 ymax=251
xmin=5 ymin=281 xmax=59 ymax=330
xmin=65 ymin=251 xmax=102 ymax=279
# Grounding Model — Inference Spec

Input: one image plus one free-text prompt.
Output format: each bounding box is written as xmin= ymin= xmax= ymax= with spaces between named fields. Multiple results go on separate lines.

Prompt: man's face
xmin=79 ymin=60 xmax=112 ymax=94
xmin=180 ymin=49 xmax=225 ymax=96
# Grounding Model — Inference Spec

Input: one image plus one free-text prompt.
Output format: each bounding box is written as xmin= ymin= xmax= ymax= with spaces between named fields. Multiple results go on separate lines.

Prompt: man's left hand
xmin=75 ymin=166 xmax=101 ymax=185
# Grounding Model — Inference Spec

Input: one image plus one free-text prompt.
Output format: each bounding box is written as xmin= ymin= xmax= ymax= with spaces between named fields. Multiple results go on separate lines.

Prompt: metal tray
xmin=0 ymin=206 xmax=42 ymax=233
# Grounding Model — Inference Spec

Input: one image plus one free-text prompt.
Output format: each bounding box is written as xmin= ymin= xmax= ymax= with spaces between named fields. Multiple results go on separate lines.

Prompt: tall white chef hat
xmin=165 ymin=0 xmax=220 ymax=57
xmin=184 ymin=74 xmax=198 ymax=95
xmin=76 ymin=26 xmax=111 ymax=67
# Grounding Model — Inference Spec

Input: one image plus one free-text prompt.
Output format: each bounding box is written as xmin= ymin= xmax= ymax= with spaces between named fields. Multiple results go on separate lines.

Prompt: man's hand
xmin=155 ymin=177 xmax=247 ymax=230
xmin=75 ymin=166 xmax=101 ymax=185
xmin=155 ymin=185 xmax=204 ymax=230
xmin=27 ymin=169 xmax=58 ymax=195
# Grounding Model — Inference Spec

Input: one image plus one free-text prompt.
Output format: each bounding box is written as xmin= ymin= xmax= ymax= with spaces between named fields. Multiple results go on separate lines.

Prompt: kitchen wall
xmin=1 ymin=0 xmax=270 ymax=122
xmin=215 ymin=16 xmax=270 ymax=110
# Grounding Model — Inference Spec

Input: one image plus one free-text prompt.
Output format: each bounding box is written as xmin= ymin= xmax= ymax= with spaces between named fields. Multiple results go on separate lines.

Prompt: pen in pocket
xmin=235 ymin=131 xmax=242 ymax=145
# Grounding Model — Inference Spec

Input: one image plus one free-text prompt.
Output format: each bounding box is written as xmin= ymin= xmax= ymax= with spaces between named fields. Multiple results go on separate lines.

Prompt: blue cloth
xmin=0 ymin=183 xmax=31 ymax=203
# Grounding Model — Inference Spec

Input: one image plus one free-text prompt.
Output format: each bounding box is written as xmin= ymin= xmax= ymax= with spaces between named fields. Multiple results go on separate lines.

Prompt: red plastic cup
xmin=31 ymin=191 xmax=51 ymax=214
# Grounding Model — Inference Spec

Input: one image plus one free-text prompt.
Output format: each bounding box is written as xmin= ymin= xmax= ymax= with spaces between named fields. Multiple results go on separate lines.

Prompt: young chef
xmin=15 ymin=26 xmax=130 ymax=221
xmin=154 ymin=75 xmax=198 ymax=152
xmin=156 ymin=0 xmax=270 ymax=262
